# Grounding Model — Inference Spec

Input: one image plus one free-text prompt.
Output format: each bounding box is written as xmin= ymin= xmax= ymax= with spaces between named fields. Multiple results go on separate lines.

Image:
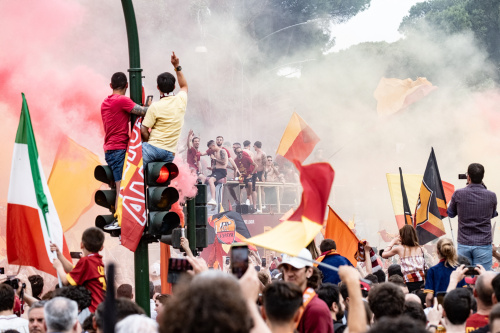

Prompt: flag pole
xmin=447 ymin=217 xmax=455 ymax=244
xmin=303 ymin=257 xmax=372 ymax=287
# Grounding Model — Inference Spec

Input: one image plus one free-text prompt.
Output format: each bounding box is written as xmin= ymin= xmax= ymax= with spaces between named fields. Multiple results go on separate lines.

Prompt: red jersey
xmin=187 ymin=147 xmax=201 ymax=172
xmin=466 ymin=313 xmax=489 ymax=332
xmin=67 ymin=254 xmax=106 ymax=313
xmin=298 ymin=293 xmax=334 ymax=333
xmin=101 ymin=94 xmax=136 ymax=151
xmin=235 ymin=154 xmax=255 ymax=177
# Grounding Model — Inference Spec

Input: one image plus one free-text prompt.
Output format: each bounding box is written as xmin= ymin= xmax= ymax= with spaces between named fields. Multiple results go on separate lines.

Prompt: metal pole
xmin=120 ymin=0 xmax=149 ymax=315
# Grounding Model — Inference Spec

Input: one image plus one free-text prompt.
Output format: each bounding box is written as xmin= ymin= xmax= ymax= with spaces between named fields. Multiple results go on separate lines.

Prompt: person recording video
xmin=448 ymin=163 xmax=497 ymax=270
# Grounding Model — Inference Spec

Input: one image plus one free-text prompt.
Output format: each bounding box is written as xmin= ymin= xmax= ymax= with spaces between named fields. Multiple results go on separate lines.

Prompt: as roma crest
xmin=213 ymin=214 xmax=236 ymax=244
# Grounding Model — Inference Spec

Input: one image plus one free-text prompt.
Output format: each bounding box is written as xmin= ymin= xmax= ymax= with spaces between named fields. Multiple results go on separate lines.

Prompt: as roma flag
xmin=414 ymin=148 xmax=447 ymax=244
xmin=276 ymin=112 xmax=320 ymax=164
xmin=399 ymin=167 xmax=414 ymax=227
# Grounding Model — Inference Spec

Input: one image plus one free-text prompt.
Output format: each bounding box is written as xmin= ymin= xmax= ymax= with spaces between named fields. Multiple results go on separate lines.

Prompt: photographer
xmin=0 ymin=283 xmax=28 ymax=331
xmin=448 ymin=163 xmax=497 ymax=270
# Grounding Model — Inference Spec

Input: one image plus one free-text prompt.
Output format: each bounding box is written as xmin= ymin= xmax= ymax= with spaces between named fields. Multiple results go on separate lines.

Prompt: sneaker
xmin=104 ymin=221 xmax=121 ymax=231
xmin=245 ymin=199 xmax=251 ymax=205
xmin=262 ymin=205 xmax=267 ymax=210
xmin=207 ymin=199 xmax=217 ymax=206
xmin=256 ymin=209 xmax=262 ymax=214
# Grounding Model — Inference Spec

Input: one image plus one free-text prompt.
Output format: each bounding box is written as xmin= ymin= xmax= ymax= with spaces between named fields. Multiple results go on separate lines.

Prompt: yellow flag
xmin=48 ymin=137 xmax=101 ymax=231
xmin=386 ymin=173 xmax=423 ymax=229
xmin=244 ymin=217 xmax=322 ymax=256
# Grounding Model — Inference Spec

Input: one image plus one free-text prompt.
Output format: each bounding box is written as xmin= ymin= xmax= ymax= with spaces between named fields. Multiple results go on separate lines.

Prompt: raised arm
xmin=171 ymin=52 xmax=187 ymax=93
xmin=187 ymin=129 xmax=194 ymax=149
xmin=381 ymin=237 xmax=402 ymax=259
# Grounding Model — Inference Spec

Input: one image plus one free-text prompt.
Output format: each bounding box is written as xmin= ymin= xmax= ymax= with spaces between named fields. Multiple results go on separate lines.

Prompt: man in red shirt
xmin=101 ymin=72 xmax=150 ymax=229
xmin=52 ymin=227 xmax=106 ymax=313
xmin=186 ymin=129 xmax=205 ymax=183
xmin=465 ymin=271 xmax=496 ymax=332
xmin=230 ymin=145 xmax=257 ymax=207
xmin=279 ymin=248 xmax=333 ymax=333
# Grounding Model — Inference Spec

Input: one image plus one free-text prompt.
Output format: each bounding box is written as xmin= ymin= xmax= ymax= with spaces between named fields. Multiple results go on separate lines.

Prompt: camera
xmin=3 ymin=278 xmax=20 ymax=290
xmin=458 ymin=174 xmax=467 ymax=179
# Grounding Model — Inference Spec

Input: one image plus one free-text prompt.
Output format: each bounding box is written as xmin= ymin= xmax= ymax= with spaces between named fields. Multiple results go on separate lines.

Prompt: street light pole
xmin=120 ymin=0 xmax=150 ymax=316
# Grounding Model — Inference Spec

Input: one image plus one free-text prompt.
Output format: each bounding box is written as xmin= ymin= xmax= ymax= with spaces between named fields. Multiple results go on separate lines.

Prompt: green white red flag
xmin=7 ymin=93 xmax=70 ymax=275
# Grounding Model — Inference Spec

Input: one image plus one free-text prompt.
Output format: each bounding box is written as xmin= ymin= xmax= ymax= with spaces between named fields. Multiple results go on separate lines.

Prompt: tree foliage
xmin=400 ymin=0 xmax=500 ymax=71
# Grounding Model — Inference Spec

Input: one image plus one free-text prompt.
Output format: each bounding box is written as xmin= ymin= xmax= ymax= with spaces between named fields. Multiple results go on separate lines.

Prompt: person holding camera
xmin=0 ymin=284 xmax=29 ymax=332
xmin=447 ymin=163 xmax=497 ymax=271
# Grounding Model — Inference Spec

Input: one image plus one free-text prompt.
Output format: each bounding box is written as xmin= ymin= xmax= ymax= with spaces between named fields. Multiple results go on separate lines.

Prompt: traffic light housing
xmin=194 ymin=183 xmax=208 ymax=250
xmin=146 ymin=162 xmax=181 ymax=238
xmin=94 ymin=165 xmax=119 ymax=236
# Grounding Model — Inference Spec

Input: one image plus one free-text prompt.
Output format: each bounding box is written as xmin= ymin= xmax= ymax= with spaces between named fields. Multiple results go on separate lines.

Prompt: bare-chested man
xmin=252 ymin=141 xmax=267 ymax=212
xmin=206 ymin=140 xmax=228 ymax=206
xmin=243 ymin=140 xmax=255 ymax=160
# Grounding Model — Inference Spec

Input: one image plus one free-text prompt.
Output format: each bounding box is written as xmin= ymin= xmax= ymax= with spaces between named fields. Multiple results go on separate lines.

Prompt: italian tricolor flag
xmin=7 ymin=93 xmax=70 ymax=276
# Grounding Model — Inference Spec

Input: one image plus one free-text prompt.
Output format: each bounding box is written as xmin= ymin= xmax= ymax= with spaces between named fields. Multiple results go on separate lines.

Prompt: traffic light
xmin=94 ymin=165 xmax=119 ymax=236
xmin=146 ymin=162 xmax=181 ymax=238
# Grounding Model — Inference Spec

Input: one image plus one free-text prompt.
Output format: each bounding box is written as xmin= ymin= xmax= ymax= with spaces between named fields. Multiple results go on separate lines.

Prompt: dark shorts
xmin=252 ymin=171 xmax=264 ymax=192
xmin=105 ymin=149 xmax=127 ymax=181
xmin=208 ymin=168 xmax=227 ymax=182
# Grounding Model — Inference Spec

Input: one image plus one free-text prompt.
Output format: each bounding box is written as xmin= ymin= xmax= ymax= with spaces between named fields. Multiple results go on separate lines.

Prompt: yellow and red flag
xmin=324 ymin=206 xmax=359 ymax=266
xmin=387 ymin=172 xmax=454 ymax=230
xmin=276 ymin=112 xmax=320 ymax=164
xmin=245 ymin=162 xmax=334 ymax=256
xmin=48 ymin=137 xmax=101 ymax=231
xmin=374 ymin=77 xmax=437 ymax=116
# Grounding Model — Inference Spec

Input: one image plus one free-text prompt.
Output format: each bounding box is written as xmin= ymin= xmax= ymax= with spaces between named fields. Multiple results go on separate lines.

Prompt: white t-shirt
xmin=0 ymin=314 xmax=29 ymax=333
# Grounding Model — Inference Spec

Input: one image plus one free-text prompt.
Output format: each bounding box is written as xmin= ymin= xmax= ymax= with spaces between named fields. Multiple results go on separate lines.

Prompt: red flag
xmin=116 ymin=118 xmax=146 ymax=251
xmin=288 ymin=162 xmax=334 ymax=225
xmin=276 ymin=112 xmax=320 ymax=163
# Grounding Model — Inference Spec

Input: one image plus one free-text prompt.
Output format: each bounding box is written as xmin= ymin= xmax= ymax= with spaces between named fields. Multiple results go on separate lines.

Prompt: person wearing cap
xmin=279 ymin=248 xmax=333 ymax=333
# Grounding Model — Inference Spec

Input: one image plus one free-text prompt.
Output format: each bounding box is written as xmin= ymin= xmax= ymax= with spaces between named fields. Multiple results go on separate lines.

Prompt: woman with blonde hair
xmin=382 ymin=225 xmax=427 ymax=293
xmin=423 ymin=238 xmax=465 ymax=307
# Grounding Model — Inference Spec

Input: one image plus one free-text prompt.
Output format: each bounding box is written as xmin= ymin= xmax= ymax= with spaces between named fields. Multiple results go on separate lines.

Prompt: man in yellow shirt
xmin=141 ymin=52 xmax=188 ymax=166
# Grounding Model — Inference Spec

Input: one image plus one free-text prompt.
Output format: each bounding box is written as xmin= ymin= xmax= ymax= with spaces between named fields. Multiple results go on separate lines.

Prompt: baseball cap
xmin=278 ymin=248 xmax=313 ymax=269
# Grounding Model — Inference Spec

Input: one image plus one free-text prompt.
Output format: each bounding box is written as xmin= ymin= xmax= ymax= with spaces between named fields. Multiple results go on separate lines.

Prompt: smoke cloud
xmin=2 ymin=0 xmax=500 ymax=283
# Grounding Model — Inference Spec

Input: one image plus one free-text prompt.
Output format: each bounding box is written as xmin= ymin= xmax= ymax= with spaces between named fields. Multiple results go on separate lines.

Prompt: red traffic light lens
xmin=157 ymin=166 xmax=170 ymax=183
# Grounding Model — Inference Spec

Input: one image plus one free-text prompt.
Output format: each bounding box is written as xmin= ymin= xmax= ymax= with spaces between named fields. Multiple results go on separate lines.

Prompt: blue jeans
xmin=105 ymin=149 xmax=126 ymax=181
xmin=457 ymin=243 xmax=492 ymax=271
xmin=142 ymin=142 xmax=174 ymax=166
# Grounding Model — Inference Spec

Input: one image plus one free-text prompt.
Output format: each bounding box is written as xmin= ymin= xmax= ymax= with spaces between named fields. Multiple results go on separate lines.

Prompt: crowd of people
xmin=183 ymin=131 xmax=303 ymax=212
xmin=3 ymin=49 xmax=499 ymax=332
xmin=3 ymin=221 xmax=500 ymax=333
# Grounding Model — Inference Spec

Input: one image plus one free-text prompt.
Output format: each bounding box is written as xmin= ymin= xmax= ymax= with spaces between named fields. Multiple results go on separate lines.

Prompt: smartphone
xmin=262 ymin=258 xmax=267 ymax=268
xmin=145 ymin=95 xmax=153 ymax=106
xmin=436 ymin=292 xmax=447 ymax=305
xmin=255 ymin=266 xmax=261 ymax=272
xmin=70 ymin=252 xmax=82 ymax=259
xmin=225 ymin=257 xmax=230 ymax=265
xmin=465 ymin=266 xmax=477 ymax=276
xmin=231 ymin=243 xmax=249 ymax=279
xmin=167 ymin=258 xmax=193 ymax=284
xmin=0 ymin=267 xmax=4 ymax=274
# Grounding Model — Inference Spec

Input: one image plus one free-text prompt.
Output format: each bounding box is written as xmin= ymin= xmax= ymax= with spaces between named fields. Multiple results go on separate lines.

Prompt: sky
xmin=331 ymin=0 xmax=422 ymax=51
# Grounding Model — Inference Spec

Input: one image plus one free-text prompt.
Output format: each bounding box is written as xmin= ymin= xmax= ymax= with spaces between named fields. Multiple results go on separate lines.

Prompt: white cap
xmin=279 ymin=248 xmax=313 ymax=269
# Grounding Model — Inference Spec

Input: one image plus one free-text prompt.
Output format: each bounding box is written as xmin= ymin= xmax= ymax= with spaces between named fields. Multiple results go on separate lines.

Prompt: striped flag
xmin=276 ymin=112 xmax=320 ymax=164
xmin=399 ymin=167 xmax=414 ymax=227
xmin=415 ymin=148 xmax=447 ymax=244
xmin=7 ymin=93 xmax=70 ymax=275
